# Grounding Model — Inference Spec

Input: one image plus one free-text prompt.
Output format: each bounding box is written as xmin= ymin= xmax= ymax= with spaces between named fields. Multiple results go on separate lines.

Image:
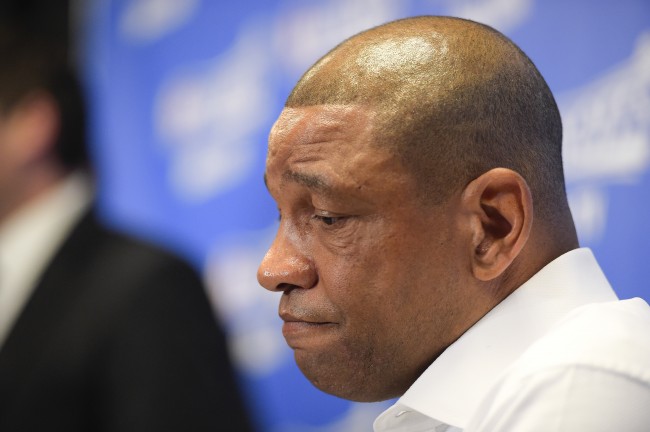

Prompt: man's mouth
xmin=279 ymin=311 xmax=336 ymax=343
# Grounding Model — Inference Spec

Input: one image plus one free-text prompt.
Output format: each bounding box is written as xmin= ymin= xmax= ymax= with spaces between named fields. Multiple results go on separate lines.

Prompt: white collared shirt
xmin=0 ymin=173 xmax=92 ymax=349
xmin=374 ymin=248 xmax=650 ymax=431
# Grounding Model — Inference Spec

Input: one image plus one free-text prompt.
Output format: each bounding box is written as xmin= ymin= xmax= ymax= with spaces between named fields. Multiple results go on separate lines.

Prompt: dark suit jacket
xmin=0 ymin=211 xmax=253 ymax=431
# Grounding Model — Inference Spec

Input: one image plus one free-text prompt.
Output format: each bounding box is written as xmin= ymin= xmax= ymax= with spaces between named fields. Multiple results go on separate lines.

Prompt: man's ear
xmin=3 ymin=91 xmax=60 ymax=165
xmin=460 ymin=168 xmax=533 ymax=281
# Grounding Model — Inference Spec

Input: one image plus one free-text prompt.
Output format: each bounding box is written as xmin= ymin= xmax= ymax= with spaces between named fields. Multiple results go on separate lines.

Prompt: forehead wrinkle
xmin=276 ymin=105 xmax=371 ymax=147
xmin=292 ymin=119 xmax=348 ymax=148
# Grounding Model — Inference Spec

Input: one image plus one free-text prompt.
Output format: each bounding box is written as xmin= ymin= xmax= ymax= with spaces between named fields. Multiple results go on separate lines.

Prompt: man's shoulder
xmin=516 ymin=298 xmax=650 ymax=376
xmin=47 ymin=211 xmax=205 ymax=311
xmin=36 ymin=212 xmax=218 ymax=339
xmin=67 ymin=212 xmax=198 ymax=280
xmin=483 ymin=296 xmax=650 ymax=400
xmin=464 ymin=299 xmax=650 ymax=431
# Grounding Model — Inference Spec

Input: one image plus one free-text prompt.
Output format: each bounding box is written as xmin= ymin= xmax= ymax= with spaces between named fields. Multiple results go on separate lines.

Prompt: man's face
xmin=0 ymin=107 xmax=26 ymax=219
xmin=258 ymin=105 xmax=468 ymax=401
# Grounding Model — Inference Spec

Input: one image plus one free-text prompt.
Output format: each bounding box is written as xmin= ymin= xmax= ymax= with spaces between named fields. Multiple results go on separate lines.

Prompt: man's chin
xmin=293 ymin=347 xmax=398 ymax=403
xmin=282 ymin=321 xmax=338 ymax=349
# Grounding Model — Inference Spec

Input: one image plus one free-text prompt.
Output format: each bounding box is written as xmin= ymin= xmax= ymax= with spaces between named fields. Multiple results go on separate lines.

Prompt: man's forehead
xmin=269 ymin=105 xmax=372 ymax=146
xmin=264 ymin=104 xmax=397 ymax=197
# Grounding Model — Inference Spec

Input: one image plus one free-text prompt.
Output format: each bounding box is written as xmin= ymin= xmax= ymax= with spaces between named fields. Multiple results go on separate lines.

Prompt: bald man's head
xmin=287 ymin=16 xmax=567 ymax=224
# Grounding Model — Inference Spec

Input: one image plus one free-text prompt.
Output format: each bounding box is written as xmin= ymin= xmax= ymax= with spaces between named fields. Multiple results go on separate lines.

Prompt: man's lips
xmin=280 ymin=312 xmax=333 ymax=325
xmin=279 ymin=311 xmax=336 ymax=342
xmin=279 ymin=311 xmax=332 ymax=324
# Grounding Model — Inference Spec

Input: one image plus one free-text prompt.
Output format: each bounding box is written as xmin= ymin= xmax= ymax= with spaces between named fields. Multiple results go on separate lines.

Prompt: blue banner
xmin=83 ymin=1 xmax=650 ymax=430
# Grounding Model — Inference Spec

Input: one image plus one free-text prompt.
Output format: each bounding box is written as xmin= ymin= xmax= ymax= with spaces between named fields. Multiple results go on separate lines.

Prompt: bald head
xmin=287 ymin=16 xmax=569 ymax=225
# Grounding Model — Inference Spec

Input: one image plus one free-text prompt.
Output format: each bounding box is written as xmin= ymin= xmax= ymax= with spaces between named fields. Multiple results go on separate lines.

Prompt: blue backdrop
xmin=82 ymin=1 xmax=650 ymax=431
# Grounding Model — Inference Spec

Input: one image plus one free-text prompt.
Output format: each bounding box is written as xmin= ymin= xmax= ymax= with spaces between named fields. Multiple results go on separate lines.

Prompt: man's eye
xmin=313 ymin=214 xmax=344 ymax=226
xmin=318 ymin=216 xmax=338 ymax=225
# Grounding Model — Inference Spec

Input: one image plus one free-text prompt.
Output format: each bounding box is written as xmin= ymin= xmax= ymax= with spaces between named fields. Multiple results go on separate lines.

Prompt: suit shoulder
xmin=61 ymin=215 xmax=207 ymax=307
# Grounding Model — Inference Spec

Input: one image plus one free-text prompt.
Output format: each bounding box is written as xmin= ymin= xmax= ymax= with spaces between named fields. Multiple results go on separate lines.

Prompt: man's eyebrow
xmin=264 ymin=170 xmax=334 ymax=195
xmin=284 ymin=170 xmax=330 ymax=191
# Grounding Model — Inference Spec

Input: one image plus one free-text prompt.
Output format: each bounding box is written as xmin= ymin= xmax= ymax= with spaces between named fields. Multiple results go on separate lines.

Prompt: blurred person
xmin=0 ymin=1 xmax=252 ymax=431
xmin=257 ymin=16 xmax=650 ymax=432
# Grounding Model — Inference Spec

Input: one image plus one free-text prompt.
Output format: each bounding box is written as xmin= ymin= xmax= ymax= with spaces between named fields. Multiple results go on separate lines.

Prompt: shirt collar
xmin=0 ymin=172 xmax=92 ymax=348
xmin=375 ymin=248 xmax=618 ymax=430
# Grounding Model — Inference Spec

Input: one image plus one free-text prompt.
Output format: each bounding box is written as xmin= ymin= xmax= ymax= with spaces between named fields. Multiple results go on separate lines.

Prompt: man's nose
xmin=257 ymin=228 xmax=317 ymax=292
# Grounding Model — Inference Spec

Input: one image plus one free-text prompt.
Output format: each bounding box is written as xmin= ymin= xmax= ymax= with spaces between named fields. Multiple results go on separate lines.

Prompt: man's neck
xmin=0 ymin=163 xmax=70 ymax=225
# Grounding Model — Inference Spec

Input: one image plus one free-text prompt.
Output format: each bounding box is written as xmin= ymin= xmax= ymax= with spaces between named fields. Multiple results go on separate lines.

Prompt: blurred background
xmin=76 ymin=0 xmax=649 ymax=431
